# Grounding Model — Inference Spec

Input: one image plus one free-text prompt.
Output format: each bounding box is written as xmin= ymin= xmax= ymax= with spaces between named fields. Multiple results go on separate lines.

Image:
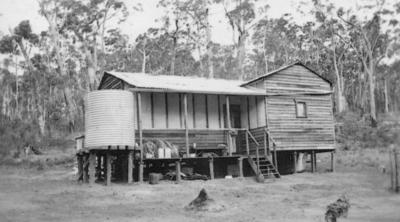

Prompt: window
xmin=295 ymin=101 xmax=307 ymax=118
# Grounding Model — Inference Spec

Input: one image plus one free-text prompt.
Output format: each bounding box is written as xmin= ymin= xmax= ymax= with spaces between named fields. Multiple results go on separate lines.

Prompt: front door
xmin=224 ymin=104 xmax=241 ymax=128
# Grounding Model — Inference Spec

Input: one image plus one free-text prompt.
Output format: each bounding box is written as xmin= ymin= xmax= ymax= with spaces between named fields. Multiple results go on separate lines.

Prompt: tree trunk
xmin=196 ymin=45 xmax=204 ymax=77
xmin=14 ymin=40 xmax=33 ymax=120
xmin=332 ymin=49 xmax=346 ymax=113
xmin=171 ymin=19 xmax=179 ymax=76
xmin=16 ymin=41 xmax=34 ymax=71
xmin=85 ymin=48 xmax=98 ymax=90
xmin=2 ymin=86 xmax=10 ymax=117
xmin=42 ymin=9 xmax=77 ymax=132
xmin=81 ymin=38 xmax=98 ymax=90
xmin=142 ymin=50 xmax=146 ymax=73
xmin=7 ymin=86 xmax=12 ymax=117
xmin=1 ymin=94 xmax=5 ymax=116
xmin=206 ymin=8 xmax=214 ymax=78
xmin=384 ymin=78 xmax=389 ymax=113
xmin=206 ymin=43 xmax=213 ymax=78
xmin=38 ymin=101 xmax=46 ymax=136
xmin=88 ymin=65 xmax=97 ymax=90
xmin=368 ymin=58 xmax=377 ymax=127
xmin=27 ymin=96 xmax=31 ymax=119
xmin=171 ymin=36 xmax=177 ymax=75
xmin=93 ymin=39 xmax=99 ymax=88
xmin=263 ymin=26 xmax=269 ymax=73
xmin=14 ymin=55 xmax=19 ymax=119
xmin=237 ymin=34 xmax=246 ymax=80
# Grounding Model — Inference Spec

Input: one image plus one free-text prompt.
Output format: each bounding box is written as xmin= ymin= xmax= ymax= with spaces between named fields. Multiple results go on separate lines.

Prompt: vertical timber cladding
xmin=240 ymin=96 xmax=249 ymax=128
xmin=153 ymin=93 xmax=167 ymax=128
xmin=194 ymin=94 xmax=207 ymax=128
xmin=140 ymin=92 xmax=152 ymax=129
xmin=237 ymin=95 xmax=268 ymax=154
xmin=132 ymin=92 xmax=137 ymax=130
xmin=186 ymin=94 xmax=195 ymax=128
xmin=245 ymin=96 xmax=266 ymax=129
xmin=133 ymin=92 xmax=228 ymax=150
xmin=207 ymin=95 xmax=220 ymax=129
xmin=247 ymin=64 xmax=335 ymax=151
xmin=167 ymin=93 xmax=180 ymax=128
xmin=138 ymin=92 xmax=216 ymax=129
xmin=248 ymin=96 xmax=258 ymax=128
xmin=256 ymin=96 xmax=266 ymax=127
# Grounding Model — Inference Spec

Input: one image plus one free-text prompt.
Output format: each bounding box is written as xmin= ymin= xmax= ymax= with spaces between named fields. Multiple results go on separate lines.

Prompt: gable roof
xmin=101 ymin=71 xmax=267 ymax=96
xmin=241 ymin=61 xmax=333 ymax=87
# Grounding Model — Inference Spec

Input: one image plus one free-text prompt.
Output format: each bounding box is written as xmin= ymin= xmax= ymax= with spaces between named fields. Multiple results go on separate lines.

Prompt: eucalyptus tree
xmin=0 ymin=21 xmax=39 ymax=120
xmin=39 ymin=0 xmax=129 ymax=91
xmin=0 ymin=36 xmax=19 ymax=118
xmin=310 ymin=0 xmax=350 ymax=113
xmin=158 ymin=0 xmax=212 ymax=77
xmin=220 ymin=0 xmax=256 ymax=79
xmin=173 ymin=0 xmax=214 ymax=77
xmin=336 ymin=1 xmax=392 ymax=126
xmin=38 ymin=0 xmax=131 ymax=132
xmin=0 ymin=68 xmax=15 ymax=118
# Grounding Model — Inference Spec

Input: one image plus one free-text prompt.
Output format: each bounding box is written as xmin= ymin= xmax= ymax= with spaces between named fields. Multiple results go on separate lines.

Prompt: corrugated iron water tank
xmin=85 ymin=90 xmax=135 ymax=148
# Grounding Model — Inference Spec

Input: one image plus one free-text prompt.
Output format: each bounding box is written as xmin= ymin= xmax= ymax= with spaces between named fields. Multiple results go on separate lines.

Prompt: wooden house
xmin=78 ymin=62 xmax=335 ymax=185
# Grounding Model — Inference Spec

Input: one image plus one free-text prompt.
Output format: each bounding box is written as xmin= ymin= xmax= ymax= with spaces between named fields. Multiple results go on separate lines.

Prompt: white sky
xmin=0 ymin=0 xmax=363 ymax=45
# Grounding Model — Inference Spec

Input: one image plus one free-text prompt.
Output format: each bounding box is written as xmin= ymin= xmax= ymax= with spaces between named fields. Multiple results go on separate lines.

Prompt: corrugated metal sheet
xmin=102 ymin=71 xmax=267 ymax=95
xmin=85 ymin=90 xmax=135 ymax=148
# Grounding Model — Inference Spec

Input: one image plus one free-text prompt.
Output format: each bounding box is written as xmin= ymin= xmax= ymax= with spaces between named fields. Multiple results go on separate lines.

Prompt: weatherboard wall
xmin=266 ymin=94 xmax=335 ymax=150
xmin=245 ymin=64 xmax=335 ymax=151
xmin=261 ymin=65 xmax=331 ymax=94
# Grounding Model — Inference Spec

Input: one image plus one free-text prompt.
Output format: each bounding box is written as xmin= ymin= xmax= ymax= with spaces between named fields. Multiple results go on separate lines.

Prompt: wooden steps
xmin=247 ymin=155 xmax=281 ymax=179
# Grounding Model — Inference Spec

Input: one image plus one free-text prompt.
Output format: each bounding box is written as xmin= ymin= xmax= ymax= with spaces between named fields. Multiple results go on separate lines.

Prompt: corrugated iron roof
xmin=104 ymin=71 xmax=267 ymax=96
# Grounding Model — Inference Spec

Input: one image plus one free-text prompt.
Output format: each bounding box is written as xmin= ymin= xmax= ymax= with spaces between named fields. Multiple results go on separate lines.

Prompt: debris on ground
xmin=256 ymin=173 xmax=265 ymax=183
xmin=22 ymin=144 xmax=43 ymax=156
xmin=325 ymin=195 xmax=350 ymax=222
xmin=165 ymin=171 xmax=186 ymax=180
xmin=185 ymin=173 xmax=208 ymax=181
xmin=185 ymin=188 xmax=225 ymax=212
xmin=149 ymin=173 xmax=163 ymax=184
xmin=165 ymin=171 xmax=208 ymax=181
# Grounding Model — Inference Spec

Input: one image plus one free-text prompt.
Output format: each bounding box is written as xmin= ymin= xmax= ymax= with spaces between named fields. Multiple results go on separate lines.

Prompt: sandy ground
xmin=0 ymin=155 xmax=399 ymax=222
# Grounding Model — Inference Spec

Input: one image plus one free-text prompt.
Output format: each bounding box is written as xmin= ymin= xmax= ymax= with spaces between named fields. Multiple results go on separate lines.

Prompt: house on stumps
xmin=76 ymin=62 xmax=336 ymax=185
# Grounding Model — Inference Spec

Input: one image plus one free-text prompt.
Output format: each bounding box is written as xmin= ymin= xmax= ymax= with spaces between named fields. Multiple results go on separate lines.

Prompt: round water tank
xmin=85 ymin=90 xmax=135 ymax=148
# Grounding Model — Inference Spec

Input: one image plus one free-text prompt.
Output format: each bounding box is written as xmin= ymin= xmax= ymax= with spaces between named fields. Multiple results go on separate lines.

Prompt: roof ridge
xmin=106 ymin=71 xmax=245 ymax=83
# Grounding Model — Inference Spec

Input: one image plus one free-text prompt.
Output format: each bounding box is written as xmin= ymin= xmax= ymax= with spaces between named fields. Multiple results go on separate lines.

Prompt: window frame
xmin=294 ymin=100 xmax=308 ymax=118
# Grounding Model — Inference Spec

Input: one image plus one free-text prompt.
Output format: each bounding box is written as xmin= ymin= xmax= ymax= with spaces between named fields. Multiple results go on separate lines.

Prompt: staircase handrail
xmin=264 ymin=127 xmax=277 ymax=146
xmin=264 ymin=127 xmax=278 ymax=168
xmin=246 ymin=129 xmax=260 ymax=173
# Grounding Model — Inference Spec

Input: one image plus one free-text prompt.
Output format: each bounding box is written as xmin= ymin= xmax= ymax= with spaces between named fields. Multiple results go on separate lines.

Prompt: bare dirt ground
xmin=0 ymin=151 xmax=399 ymax=222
